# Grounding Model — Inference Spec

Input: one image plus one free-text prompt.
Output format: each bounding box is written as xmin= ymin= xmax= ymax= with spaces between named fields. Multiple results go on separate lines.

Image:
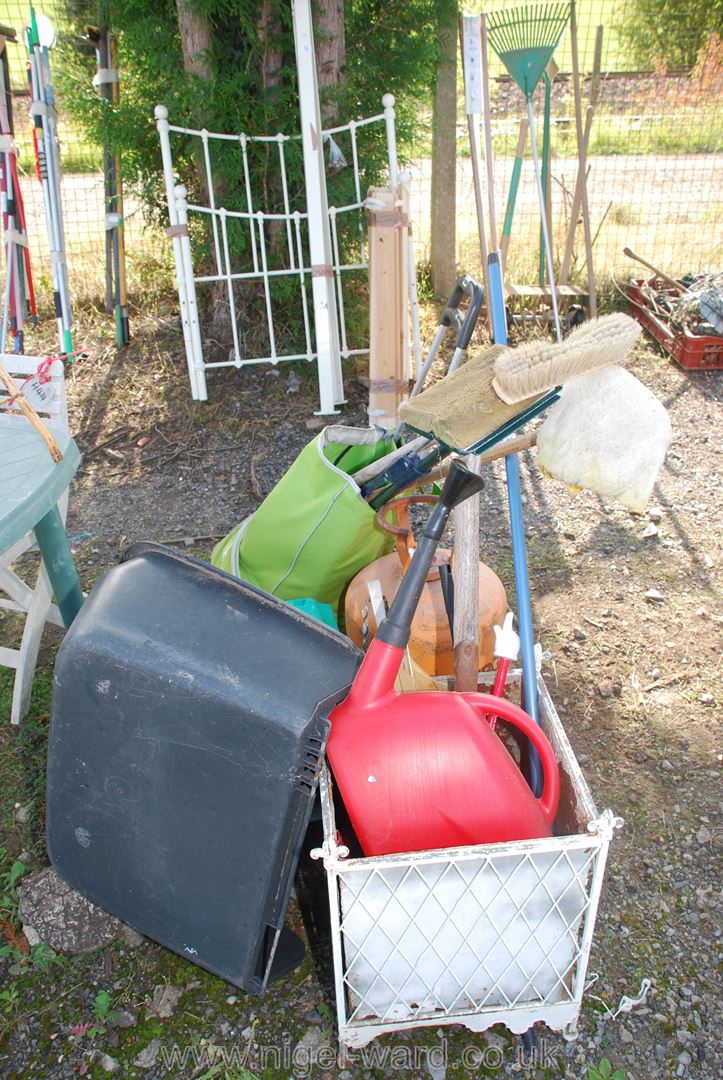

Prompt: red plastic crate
xmin=628 ymin=278 xmax=723 ymax=371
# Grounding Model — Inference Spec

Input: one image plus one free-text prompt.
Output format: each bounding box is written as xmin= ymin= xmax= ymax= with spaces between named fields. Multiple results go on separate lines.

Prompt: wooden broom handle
xmin=0 ymin=358 xmax=63 ymax=462
xmin=391 ymin=430 xmax=538 ymax=500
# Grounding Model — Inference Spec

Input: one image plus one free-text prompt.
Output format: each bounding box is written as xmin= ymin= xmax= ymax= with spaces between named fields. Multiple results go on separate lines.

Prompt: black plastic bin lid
xmin=47 ymin=543 xmax=361 ymax=992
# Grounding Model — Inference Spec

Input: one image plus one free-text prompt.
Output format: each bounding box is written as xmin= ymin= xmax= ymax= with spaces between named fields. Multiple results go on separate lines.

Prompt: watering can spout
xmin=339 ymin=637 xmax=403 ymax=712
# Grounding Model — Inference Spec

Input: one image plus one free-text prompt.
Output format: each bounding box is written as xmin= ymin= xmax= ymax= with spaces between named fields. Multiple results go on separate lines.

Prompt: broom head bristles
xmin=492 ymin=313 xmax=641 ymax=405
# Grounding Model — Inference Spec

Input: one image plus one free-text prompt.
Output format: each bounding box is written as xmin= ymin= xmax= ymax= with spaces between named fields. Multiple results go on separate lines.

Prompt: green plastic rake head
xmin=486 ymin=2 xmax=570 ymax=100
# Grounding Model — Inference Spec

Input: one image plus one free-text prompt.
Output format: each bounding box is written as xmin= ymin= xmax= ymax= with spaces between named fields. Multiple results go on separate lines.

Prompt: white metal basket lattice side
xmin=313 ymin=678 xmax=621 ymax=1049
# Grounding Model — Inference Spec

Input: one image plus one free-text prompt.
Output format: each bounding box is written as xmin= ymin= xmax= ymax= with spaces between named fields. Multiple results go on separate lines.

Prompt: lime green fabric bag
xmin=212 ymin=426 xmax=396 ymax=620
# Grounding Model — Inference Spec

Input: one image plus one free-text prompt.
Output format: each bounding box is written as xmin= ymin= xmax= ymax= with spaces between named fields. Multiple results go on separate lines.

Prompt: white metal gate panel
xmin=156 ymin=97 xmax=418 ymax=413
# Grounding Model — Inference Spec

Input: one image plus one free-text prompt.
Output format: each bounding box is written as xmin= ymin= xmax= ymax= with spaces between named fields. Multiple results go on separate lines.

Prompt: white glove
xmin=493 ymin=611 xmax=521 ymax=661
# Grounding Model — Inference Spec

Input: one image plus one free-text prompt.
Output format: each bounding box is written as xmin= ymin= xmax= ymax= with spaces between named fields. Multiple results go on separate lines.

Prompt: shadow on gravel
xmin=651 ymin=480 xmax=718 ymax=592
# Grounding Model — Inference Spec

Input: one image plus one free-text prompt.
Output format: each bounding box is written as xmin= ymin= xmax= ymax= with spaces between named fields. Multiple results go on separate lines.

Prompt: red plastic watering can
xmin=327 ymin=461 xmax=560 ymax=857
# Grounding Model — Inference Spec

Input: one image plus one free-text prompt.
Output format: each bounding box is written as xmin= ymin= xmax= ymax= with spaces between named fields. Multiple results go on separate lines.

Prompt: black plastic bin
xmin=46 ymin=543 xmax=361 ymax=992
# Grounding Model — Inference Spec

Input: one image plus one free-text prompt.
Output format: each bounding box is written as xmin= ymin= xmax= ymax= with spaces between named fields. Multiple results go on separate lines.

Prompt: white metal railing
xmin=155 ymin=96 xmax=419 ymax=413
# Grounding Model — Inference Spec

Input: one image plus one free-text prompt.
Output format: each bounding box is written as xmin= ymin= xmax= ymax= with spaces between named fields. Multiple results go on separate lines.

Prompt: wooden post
xmin=367 ymin=185 xmax=409 ymax=430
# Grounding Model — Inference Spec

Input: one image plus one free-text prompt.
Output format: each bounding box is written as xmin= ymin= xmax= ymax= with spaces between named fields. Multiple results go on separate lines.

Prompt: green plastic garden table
xmin=0 ymin=421 xmax=83 ymax=626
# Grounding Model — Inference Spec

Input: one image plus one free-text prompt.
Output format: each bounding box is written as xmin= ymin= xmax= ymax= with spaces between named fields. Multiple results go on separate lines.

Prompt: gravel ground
xmin=0 ymin=303 xmax=721 ymax=1080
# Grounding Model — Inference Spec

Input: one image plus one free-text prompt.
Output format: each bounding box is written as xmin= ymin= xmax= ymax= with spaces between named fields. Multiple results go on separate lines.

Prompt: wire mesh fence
xmin=0 ymin=0 xmax=167 ymax=315
xmin=0 ymin=0 xmax=721 ymax=326
xmin=410 ymin=0 xmax=722 ymax=290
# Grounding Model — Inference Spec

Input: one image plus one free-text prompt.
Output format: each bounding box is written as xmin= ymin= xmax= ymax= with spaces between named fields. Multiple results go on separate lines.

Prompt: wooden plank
xmin=367 ymin=185 xmax=408 ymax=430
xmin=398 ymin=182 xmax=411 ymax=381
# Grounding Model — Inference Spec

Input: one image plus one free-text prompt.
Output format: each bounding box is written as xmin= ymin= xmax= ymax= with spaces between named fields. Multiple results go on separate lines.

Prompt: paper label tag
xmin=462 ymin=16 xmax=483 ymax=116
xmin=22 ymin=378 xmax=55 ymax=411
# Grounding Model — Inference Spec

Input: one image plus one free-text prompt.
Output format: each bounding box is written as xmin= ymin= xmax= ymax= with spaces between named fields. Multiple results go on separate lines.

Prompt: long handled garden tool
xmin=26 ymin=6 xmax=73 ymax=355
xmin=460 ymin=12 xmax=549 ymax=776
xmin=560 ymin=22 xmax=602 ymax=293
xmin=0 ymin=35 xmax=36 ymax=352
xmin=500 ymin=118 xmax=528 ymax=271
xmin=89 ymin=25 xmax=130 ymax=347
xmin=456 ymin=17 xmax=503 ymax=693
xmin=482 ymin=11 xmax=545 ymax=779
xmin=485 ymin=1 xmax=570 ymax=342
xmin=623 ymin=246 xmax=688 ymax=294
xmin=539 ymin=58 xmax=558 ymax=286
xmin=460 ymin=17 xmax=492 ymax=331
xmin=566 ymin=0 xmax=596 ymax=314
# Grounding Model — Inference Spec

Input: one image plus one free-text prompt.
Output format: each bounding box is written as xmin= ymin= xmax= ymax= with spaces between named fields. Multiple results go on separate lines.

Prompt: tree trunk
xmin=175 ymin=1 xmax=235 ymax=345
xmin=256 ymin=1 xmax=284 ymax=96
xmin=175 ymin=0 xmax=213 ymax=83
xmin=256 ymin=3 xmax=289 ymax=259
xmin=174 ymin=0 xmax=214 ymax=208
xmin=430 ymin=0 xmax=458 ymax=299
xmin=314 ymin=0 xmax=346 ymax=122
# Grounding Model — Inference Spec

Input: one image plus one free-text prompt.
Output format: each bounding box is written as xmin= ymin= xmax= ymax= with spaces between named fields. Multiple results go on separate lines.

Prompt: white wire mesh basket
xmin=313 ymin=677 xmax=621 ymax=1049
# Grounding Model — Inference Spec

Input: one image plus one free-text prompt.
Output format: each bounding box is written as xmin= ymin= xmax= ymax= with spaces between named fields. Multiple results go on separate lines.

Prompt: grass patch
xmin=0 ymin=663 xmax=53 ymax=860
xmin=609 ymin=203 xmax=640 ymax=227
xmin=13 ymin=128 xmax=103 ymax=176
xmin=588 ymin=112 xmax=722 ymax=156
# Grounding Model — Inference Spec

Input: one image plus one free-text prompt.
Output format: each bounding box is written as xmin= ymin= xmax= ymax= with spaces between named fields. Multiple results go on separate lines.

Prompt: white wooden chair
xmin=0 ymin=355 xmax=70 ymax=723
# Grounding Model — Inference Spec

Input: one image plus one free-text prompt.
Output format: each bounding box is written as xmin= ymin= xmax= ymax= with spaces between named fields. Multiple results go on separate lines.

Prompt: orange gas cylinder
xmin=344 ymin=494 xmax=507 ymax=677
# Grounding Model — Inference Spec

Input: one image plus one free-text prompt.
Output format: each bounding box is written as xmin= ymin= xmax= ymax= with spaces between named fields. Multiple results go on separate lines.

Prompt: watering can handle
xmin=460 ymin=692 xmax=560 ymax=825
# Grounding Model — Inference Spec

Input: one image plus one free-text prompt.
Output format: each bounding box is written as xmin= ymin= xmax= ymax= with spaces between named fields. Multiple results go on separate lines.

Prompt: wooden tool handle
xmin=570 ymin=0 xmax=597 ymax=316
xmin=623 ymin=248 xmax=687 ymax=294
xmin=478 ymin=430 xmax=537 ymax=462
xmin=0 ymin=359 xmax=63 ymax=462
xmin=392 ymin=431 xmax=538 ymax=501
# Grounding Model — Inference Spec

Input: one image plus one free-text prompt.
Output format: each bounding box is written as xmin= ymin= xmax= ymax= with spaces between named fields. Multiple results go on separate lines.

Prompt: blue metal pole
xmin=488 ymin=253 xmax=543 ymax=797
